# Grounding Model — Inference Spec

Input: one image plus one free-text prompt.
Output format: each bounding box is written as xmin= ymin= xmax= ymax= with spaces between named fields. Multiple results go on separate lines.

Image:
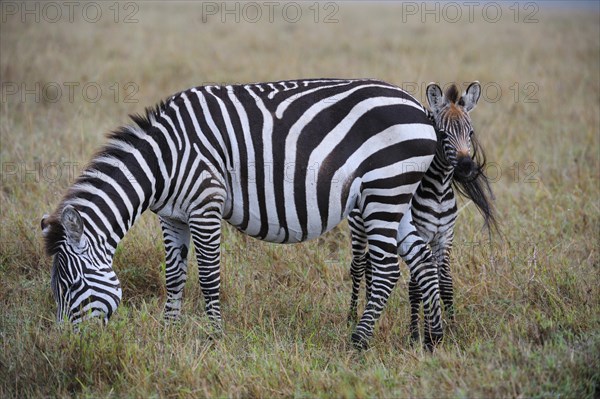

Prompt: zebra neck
xmin=423 ymin=147 xmax=454 ymax=188
xmin=418 ymin=112 xmax=454 ymax=193
xmin=64 ymin=126 xmax=167 ymax=257
xmin=429 ymin=113 xmax=453 ymax=179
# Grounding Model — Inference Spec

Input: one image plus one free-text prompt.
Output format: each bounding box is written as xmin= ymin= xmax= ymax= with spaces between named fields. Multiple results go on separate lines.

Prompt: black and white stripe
xmin=348 ymin=82 xmax=497 ymax=349
xmin=42 ymin=78 xmax=437 ymax=349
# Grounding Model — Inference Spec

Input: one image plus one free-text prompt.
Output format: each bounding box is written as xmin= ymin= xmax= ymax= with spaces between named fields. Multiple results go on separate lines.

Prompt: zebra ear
xmin=61 ymin=205 xmax=83 ymax=243
xmin=426 ymin=83 xmax=445 ymax=115
xmin=462 ymin=81 xmax=481 ymax=112
xmin=41 ymin=214 xmax=51 ymax=237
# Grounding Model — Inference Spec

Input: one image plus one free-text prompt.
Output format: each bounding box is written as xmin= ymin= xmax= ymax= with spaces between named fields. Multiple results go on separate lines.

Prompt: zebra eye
xmin=469 ymin=130 xmax=474 ymax=138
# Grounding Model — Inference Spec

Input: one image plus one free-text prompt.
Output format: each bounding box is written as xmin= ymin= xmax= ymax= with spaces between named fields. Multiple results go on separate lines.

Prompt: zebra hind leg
xmin=351 ymin=221 xmax=402 ymax=350
xmin=365 ymin=257 xmax=373 ymax=307
xmin=159 ymin=216 xmax=191 ymax=322
xmin=408 ymin=276 xmax=422 ymax=343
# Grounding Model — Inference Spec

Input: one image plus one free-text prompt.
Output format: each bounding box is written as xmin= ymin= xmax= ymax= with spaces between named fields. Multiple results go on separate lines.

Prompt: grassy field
xmin=1 ymin=2 xmax=599 ymax=397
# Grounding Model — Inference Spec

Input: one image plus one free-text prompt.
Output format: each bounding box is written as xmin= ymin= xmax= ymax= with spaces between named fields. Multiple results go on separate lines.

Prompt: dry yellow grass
xmin=1 ymin=2 xmax=599 ymax=397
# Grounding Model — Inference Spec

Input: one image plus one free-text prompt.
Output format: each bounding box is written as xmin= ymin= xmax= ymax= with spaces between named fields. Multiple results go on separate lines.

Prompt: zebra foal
xmin=41 ymin=78 xmax=439 ymax=349
xmin=348 ymin=82 xmax=497 ymax=347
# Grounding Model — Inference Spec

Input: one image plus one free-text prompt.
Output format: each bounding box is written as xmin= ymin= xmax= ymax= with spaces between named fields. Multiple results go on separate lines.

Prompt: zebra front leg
xmin=347 ymin=209 xmax=369 ymax=326
xmin=349 ymin=253 xmax=369 ymax=326
xmin=159 ymin=216 xmax=191 ymax=322
xmin=404 ymin=249 xmax=442 ymax=350
xmin=351 ymin=223 xmax=401 ymax=350
xmin=432 ymin=234 xmax=455 ymax=323
xmin=398 ymin=217 xmax=443 ymax=351
xmin=439 ymin=260 xmax=454 ymax=322
xmin=189 ymin=206 xmax=224 ymax=334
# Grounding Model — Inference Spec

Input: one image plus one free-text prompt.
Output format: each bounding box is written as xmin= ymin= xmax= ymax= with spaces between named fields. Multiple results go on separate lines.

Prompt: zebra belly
xmin=224 ymin=171 xmax=360 ymax=244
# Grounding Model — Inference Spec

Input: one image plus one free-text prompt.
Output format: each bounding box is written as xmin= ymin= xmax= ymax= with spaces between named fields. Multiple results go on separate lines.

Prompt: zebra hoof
xmin=347 ymin=312 xmax=358 ymax=327
xmin=163 ymin=314 xmax=182 ymax=325
xmin=207 ymin=320 xmax=224 ymax=338
xmin=424 ymin=332 xmax=443 ymax=352
xmin=409 ymin=329 xmax=420 ymax=345
xmin=351 ymin=331 xmax=371 ymax=350
xmin=447 ymin=311 xmax=456 ymax=325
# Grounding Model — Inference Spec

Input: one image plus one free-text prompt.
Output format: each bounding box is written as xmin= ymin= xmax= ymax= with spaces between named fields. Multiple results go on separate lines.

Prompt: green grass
xmin=1 ymin=3 xmax=599 ymax=398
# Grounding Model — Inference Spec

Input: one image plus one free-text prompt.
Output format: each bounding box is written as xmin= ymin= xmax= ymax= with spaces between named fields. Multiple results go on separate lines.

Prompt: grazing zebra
xmin=347 ymin=82 xmax=497 ymax=347
xmin=41 ymin=78 xmax=439 ymax=350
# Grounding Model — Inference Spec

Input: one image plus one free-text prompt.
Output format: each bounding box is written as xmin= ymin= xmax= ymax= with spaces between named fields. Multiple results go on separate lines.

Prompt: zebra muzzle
xmin=454 ymin=156 xmax=476 ymax=180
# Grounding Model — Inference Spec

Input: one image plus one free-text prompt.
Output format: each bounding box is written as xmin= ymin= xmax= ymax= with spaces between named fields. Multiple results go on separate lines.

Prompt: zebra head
xmin=41 ymin=205 xmax=122 ymax=326
xmin=425 ymin=81 xmax=481 ymax=176
xmin=426 ymin=81 xmax=498 ymax=231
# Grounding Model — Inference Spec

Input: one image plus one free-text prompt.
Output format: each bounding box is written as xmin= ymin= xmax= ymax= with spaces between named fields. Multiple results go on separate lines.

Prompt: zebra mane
xmin=129 ymin=100 xmax=168 ymax=132
xmin=44 ymin=101 xmax=170 ymax=256
xmin=445 ymin=84 xmax=460 ymax=104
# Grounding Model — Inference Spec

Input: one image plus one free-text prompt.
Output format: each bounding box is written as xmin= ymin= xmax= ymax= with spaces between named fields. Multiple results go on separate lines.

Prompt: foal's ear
xmin=61 ymin=205 xmax=84 ymax=243
xmin=426 ymin=83 xmax=446 ymax=116
xmin=461 ymin=81 xmax=481 ymax=112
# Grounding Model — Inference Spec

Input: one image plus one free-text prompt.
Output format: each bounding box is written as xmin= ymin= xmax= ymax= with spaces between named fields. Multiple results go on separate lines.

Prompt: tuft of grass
xmin=1 ymin=3 xmax=599 ymax=398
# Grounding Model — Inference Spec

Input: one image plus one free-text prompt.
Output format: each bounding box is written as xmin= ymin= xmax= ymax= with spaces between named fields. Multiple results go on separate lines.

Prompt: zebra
xmin=347 ymin=82 xmax=497 ymax=346
xmin=41 ymin=78 xmax=440 ymax=350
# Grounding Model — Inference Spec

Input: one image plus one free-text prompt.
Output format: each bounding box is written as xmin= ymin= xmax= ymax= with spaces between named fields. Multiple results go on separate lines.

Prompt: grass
xmin=1 ymin=2 xmax=599 ymax=397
